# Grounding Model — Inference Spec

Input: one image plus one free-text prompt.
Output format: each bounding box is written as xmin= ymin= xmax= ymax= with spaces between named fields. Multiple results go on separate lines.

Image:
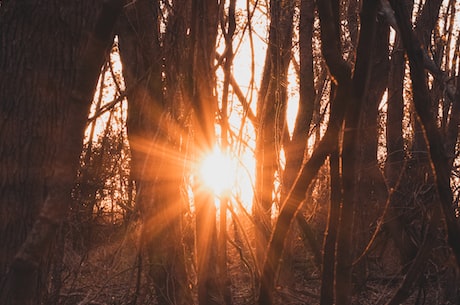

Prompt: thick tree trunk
xmin=0 ymin=1 xmax=121 ymax=304
xmin=117 ymin=1 xmax=193 ymax=304
xmin=353 ymin=13 xmax=390 ymax=290
xmin=253 ymin=0 xmax=295 ymax=271
xmin=336 ymin=2 xmax=378 ymax=304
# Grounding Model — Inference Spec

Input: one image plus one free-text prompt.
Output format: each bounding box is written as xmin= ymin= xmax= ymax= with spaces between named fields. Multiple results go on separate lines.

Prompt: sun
xmin=199 ymin=147 xmax=236 ymax=196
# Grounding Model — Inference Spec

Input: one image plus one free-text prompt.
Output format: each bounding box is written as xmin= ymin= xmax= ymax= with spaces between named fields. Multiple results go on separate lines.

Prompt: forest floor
xmin=57 ymin=218 xmax=458 ymax=305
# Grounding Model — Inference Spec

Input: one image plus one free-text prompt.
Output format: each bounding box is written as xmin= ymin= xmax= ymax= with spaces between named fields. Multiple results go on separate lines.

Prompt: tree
xmin=0 ymin=1 xmax=123 ymax=304
xmin=253 ymin=0 xmax=295 ymax=269
xmin=117 ymin=1 xmax=192 ymax=304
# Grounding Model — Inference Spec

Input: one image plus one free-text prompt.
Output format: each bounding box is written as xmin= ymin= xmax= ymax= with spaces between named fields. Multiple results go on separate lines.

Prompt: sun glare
xmin=199 ymin=147 xmax=236 ymax=196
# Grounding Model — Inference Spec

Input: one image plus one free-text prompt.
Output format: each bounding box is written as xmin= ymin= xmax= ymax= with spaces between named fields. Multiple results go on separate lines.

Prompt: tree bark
xmin=0 ymin=1 xmax=121 ymax=304
xmin=319 ymin=129 xmax=341 ymax=305
xmin=253 ymin=0 xmax=296 ymax=269
xmin=336 ymin=2 xmax=379 ymax=304
xmin=353 ymin=12 xmax=390 ymax=290
xmin=286 ymin=0 xmax=316 ymax=171
xmin=283 ymin=0 xmax=320 ymax=274
xmin=117 ymin=1 xmax=193 ymax=304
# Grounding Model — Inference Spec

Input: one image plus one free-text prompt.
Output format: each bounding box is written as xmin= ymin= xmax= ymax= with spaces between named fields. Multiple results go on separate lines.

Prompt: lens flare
xmin=199 ymin=147 xmax=235 ymax=195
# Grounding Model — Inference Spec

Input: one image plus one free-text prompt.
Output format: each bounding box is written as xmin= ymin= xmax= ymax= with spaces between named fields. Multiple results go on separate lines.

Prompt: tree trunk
xmin=284 ymin=0 xmax=321 ymax=274
xmin=336 ymin=2 xmax=379 ymax=304
xmin=319 ymin=117 xmax=341 ymax=305
xmin=353 ymin=13 xmax=390 ymax=290
xmin=118 ymin=1 xmax=193 ymax=304
xmin=187 ymin=0 xmax=222 ymax=304
xmin=384 ymin=32 xmax=420 ymax=266
xmin=284 ymin=0 xmax=316 ymax=182
xmin=253 ymin=0 xmax=295 ymax=271
xmin=219 ymin=0 xmax=236 ymax=303
xmin=0 ymin=1 xmax=121 ymax=304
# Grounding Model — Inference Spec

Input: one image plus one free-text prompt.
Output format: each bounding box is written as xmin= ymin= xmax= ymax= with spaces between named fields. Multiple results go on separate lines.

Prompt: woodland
xmin=1 ymin=0 xmax=460 ymax=304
